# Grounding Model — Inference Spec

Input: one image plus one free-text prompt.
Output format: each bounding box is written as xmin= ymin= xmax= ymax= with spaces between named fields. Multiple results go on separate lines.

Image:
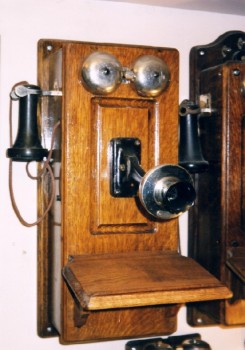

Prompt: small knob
xmin=139 ymin=164 xmax=195 ymax=219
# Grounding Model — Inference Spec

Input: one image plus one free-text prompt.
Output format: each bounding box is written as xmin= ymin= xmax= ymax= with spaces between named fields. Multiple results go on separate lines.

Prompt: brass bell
xmin=81 ymin=51 xmax=122 ymax=94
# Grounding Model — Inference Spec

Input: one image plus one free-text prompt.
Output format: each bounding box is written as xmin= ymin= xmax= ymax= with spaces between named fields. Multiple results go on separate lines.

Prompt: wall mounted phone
xmin=7 ymin=36 xmax=236 ymax=344
xmin=186 ymin=30 xmax=245 ymax=327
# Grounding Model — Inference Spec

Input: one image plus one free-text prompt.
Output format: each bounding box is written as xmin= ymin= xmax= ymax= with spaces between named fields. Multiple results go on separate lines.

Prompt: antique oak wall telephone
xmin=186 ymin=31 xmax=245 ymax=327
xmin=6 ymin=32 xmax=243 ymax=344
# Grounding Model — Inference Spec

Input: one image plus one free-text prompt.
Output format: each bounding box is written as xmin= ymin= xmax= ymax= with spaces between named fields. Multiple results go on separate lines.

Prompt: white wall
xmin=0 ymin=1 xmax=244 ymax=349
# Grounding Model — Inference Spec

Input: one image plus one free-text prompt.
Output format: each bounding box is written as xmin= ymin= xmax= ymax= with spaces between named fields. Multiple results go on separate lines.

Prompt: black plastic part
xmin=179 ymin=101 xmax=209 ymax=173
xmin=125 ymin=333 xmax=211 ymax=350
xmin=7 ymin=84 xmax=48 ymax=162
xmin=190 ymin=30 xmax=245 ymax=75
xmin=165 ymin=180 xmax=196 ymax=214
xmin=110 ymin=137 xmax=143 ymax=197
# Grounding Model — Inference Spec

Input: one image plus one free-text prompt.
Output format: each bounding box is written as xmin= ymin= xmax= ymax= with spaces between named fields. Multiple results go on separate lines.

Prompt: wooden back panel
xmin=38 ymin=40 xmax=180 ymax=342
xmin=37 ymin=37 xmax=234 ymax=344
xmin=37 ymin=38 xmax=233 ymax=344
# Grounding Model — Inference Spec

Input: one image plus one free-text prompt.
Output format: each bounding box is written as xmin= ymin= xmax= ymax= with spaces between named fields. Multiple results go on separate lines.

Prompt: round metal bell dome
xmin=132 ymin=55 xmax=170 ymax=97
xmin=81 ymin=51 xmax=122 ymax=95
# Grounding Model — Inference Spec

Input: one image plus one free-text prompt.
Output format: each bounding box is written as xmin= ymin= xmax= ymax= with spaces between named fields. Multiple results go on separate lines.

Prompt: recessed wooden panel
xmin=91 ymin=97 xmax=156 ymax=234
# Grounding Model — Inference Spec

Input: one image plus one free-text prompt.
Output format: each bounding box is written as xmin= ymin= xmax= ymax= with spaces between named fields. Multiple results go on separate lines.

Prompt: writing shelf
xmin=63 ymin=250 xmax=232 ymax=311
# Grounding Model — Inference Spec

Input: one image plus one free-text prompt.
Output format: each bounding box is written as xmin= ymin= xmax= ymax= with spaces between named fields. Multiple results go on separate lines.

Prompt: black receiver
xmin=7 ymin=84 xmax=48 ymax=162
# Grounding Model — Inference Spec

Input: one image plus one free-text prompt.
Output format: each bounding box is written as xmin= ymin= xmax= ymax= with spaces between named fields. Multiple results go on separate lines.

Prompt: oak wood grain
xmin=38 ymin=39 xmax=180 ymax=342
xmin=37 ymin=39 xmax=231 ymax=343
xmin=63 ymin=251 xmax=231 ymax=311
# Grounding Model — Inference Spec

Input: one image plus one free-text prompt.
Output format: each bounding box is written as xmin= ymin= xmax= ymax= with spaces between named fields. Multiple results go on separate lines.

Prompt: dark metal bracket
xmin=190 ymin=30 xmax=245 ymax=103
xmin=110 ymin=137 xmax=144 ymax=197
xmin=190 ymin=30 xmax=245 ymax=73
xmin=110 ymin=137 xmax=196 ymax=219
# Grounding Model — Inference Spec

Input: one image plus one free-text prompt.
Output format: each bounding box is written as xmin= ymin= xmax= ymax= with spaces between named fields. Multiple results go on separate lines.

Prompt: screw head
xmin=119 ymin=164 xmax=126 ymax=171
xmin=233 ymin=69 xmax=240 ymax=76
xmin=231 ymin=240 xmax=239 ymax=247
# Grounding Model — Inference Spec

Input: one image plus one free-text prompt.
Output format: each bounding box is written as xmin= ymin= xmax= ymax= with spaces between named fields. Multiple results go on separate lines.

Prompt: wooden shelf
xmin=63 ymin=250 xmax=232 ymax=311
